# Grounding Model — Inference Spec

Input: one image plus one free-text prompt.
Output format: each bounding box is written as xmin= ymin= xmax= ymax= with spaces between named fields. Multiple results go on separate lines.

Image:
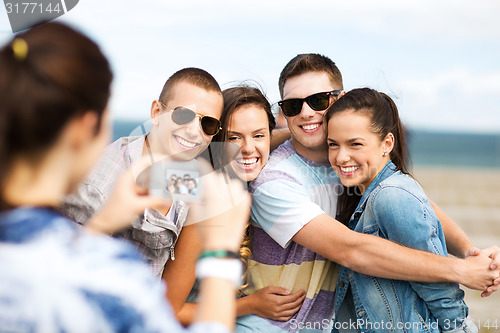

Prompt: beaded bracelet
xmin=198 ymin=250 xmax=240 ymax=260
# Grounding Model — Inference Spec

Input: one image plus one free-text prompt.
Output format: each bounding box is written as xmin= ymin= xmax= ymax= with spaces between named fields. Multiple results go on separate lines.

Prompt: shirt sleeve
xmin=59 ymin=183 xmax=106 ymax=225
xmin=251 ymin=177 xmax=325 ymax=248
xmin=370 ymin=187 xmax=469 ymax=331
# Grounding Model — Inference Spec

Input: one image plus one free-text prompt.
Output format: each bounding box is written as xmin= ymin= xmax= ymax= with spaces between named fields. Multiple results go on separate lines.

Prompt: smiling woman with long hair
xmin=325 ymin=88 xmax=478 ymax=332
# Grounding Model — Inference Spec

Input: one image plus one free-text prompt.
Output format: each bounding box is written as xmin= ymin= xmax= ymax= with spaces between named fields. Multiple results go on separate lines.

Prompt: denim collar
xmin=353 ymin=161 xmax=398 ymax=215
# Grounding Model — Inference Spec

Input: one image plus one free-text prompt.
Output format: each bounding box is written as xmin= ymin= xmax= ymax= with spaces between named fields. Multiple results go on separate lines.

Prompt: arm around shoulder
xmin=291 ymin=211 xmax=496 ymax=289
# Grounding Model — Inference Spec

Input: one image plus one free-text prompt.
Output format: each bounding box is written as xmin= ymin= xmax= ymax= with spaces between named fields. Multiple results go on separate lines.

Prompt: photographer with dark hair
xmin=0 ymin=22 xmax=250 ymax=332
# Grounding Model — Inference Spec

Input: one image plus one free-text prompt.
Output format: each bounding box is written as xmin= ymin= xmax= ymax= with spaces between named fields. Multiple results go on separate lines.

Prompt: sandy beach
xmin=414 ymin=166 xmax=500 ymax=332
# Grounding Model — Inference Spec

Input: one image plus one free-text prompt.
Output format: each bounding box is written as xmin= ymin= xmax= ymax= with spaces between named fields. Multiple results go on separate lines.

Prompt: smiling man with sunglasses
xmin=61 ymin=67 xmax=223 ymax=278
xmin=238 ymin=54 xmax=500 ymax=333
xmin=147 ymin=75 xmax=223 ymax=163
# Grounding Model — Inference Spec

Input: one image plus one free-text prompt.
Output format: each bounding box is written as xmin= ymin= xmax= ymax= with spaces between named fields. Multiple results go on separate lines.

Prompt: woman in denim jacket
xmin=325 ymin=88 xmax=477 ymax=333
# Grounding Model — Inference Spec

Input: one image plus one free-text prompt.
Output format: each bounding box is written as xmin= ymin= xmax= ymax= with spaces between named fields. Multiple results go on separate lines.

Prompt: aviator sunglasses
xmin=278 ymin=90 xmax=342 ymax=117
xmin=158 ymin=101 xmax=222 ymax=136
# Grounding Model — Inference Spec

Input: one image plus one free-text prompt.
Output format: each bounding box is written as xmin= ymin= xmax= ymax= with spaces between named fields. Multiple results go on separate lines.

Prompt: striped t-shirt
xmin=237 ymin=140 xmax=342 ymax=333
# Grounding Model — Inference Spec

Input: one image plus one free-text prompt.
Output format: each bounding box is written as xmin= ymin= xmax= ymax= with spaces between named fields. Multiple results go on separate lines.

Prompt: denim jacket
xmin=333 ymin=161 xmax=475 ymax=333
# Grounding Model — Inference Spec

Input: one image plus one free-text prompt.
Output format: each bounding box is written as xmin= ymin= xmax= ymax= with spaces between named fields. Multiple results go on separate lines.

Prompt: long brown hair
xmin=210 ymin=85 xmax=275 ymax=173
xmin=212 ymin=85 xmax=275 ymax=291
xmin=325 ymin=88 xmax=411 ymax=224
xmin=0 ymin=22 xmax=112 ymax=210
xmin=215 ymin=86 xmax=275 ymax=143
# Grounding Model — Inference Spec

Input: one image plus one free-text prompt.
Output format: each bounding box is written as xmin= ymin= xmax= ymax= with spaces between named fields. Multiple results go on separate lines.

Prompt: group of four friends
xmin=1 ymin=22 xmax=499 ymax=332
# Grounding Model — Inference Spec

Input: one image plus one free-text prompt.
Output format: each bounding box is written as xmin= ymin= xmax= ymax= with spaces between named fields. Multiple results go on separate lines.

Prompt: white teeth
xmin=237 ymin=158 xmax=258 ymax=165
xmin=177 ymin=137 xmax=197 ymax=148
xmin=340 ymin=166 xmax=358 ymax=173
xmin=302 ymin=123 xmax=320 ymax=130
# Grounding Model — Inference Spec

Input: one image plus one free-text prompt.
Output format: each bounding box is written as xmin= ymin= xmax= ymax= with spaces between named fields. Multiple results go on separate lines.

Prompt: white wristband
xmin=196 ymin=257 xmax=243 ymax=288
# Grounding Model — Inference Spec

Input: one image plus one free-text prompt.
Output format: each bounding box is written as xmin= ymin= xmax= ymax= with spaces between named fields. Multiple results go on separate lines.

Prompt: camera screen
xmin=165 ymin=170 xmax=200 ymax=197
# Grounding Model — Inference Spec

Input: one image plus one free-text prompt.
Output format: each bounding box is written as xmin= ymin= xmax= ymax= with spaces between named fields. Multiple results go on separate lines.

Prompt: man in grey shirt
xmin=61 ymin=67 xmax=224 ymax=276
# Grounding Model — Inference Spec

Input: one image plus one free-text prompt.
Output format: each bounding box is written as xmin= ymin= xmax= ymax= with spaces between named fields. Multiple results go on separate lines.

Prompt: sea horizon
xmin=112 ymin=119 xmax=500 ymax=170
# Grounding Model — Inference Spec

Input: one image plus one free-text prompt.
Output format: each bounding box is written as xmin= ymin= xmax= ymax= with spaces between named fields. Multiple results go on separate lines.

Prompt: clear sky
xmin=1 ymin=0 xmax=499 ymax=133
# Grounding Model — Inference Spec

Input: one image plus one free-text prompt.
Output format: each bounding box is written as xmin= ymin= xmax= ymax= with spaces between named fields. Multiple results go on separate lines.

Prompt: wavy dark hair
xmin=210 ymin=85 xmax=275 ymax=172
xmin=210 ymin=85 xmax=275 ymax=290
xmin=325 ymin=88 xmax=411 ymax=225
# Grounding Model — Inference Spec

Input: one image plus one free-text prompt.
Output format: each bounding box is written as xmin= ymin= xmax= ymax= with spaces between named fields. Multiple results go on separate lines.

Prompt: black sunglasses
xmin=159 ymin=101 xmax=222 ymax=136
xmin=278 ymin=90 xmax=342 ymax=117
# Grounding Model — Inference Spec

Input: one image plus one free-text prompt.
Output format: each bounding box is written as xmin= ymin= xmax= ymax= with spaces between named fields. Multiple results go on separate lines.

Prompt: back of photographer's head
xmin=0 ymin=22 xmax=113 ymax=209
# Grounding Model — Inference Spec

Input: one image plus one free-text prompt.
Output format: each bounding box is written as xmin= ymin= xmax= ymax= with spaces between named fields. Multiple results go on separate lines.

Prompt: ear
xmin=151 ymin=100 xmax=162 ymax=126
xmin=339 ymin=90 xmax=346 ymax=97
xmin=383 ymin=132 xmax=395 ymax=155
xmin=65 ymin=111 xmax=100 ymax=151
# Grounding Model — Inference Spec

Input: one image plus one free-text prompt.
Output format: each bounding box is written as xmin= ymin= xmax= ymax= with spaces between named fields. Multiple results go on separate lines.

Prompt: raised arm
xmin=190 ymin=173 xmax=251 ymax=330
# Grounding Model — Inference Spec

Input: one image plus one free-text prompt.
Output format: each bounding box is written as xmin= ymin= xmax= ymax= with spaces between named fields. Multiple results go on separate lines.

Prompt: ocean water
xmin=113 ymin=119 xmax=500 ymax=169
xmin=406 ymin=130 xmax=500 ymax=168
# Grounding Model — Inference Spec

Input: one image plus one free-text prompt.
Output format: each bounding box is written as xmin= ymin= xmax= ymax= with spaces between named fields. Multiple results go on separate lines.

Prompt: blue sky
xmin=1 ymin=0 xmax=499 ymax=133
